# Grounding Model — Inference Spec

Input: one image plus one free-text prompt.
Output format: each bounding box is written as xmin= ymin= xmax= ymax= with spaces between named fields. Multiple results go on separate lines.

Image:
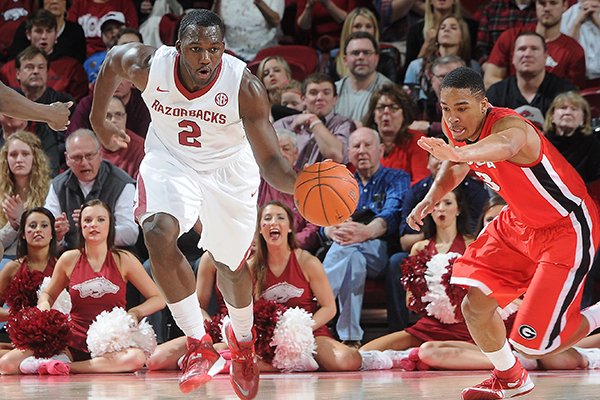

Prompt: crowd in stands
xmin=0 ymin=0 xmax=599 ymax=374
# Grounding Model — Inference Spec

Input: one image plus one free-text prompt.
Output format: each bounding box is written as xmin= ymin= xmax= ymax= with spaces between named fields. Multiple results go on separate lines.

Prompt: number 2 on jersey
xmin=178 ymin=120 xmax=201 ymax=148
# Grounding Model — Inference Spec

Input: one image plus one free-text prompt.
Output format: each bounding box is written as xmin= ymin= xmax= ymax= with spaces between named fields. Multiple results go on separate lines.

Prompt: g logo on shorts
xmin=518 ymin=325 xmax=537 ymax=340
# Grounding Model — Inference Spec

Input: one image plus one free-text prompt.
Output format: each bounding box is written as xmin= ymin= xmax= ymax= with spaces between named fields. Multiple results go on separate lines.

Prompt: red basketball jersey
xmin=445 ymin=107 xmax=593 ymax=228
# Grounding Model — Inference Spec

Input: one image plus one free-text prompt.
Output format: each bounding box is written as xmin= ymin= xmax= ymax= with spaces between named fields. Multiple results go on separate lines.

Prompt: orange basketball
xmin=294 ymin=161 xmax=359 ymax=227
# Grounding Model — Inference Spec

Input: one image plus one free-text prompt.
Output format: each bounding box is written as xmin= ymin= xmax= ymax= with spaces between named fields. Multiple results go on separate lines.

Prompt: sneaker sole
xmin=461 ymin=383 xmax=535 ymax=400
xmin=179 ymin=356 xmax=226 ymax=394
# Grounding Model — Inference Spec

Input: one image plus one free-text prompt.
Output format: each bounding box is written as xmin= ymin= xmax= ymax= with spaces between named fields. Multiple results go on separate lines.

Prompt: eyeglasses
xmin=375 ymin=103 xmax=402 ymax=112
xmin=106 ymin=111 xmax=126 ymax=120
xmin=347 ymin=49 xmax=375 ymax=57
xmin=68 ymin=150 xmax=100 ymax=164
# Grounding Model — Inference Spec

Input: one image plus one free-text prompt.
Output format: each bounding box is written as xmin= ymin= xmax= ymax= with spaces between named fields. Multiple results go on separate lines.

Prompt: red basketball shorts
xmin=451 ymin=202 xmax=599 ymax=355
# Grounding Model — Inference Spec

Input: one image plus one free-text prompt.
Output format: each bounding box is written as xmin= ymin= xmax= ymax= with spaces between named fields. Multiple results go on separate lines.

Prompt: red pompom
xmin=400 ymin=251 xmax=430 ymax=313
xmin=3 ymin=268 xmax=45 ymax=313
xmin=253 ymin=298 xmax=287 ymax=363
xmin=7 ymin=307 xmax=71 ymax=358
xmin=441 ymin=258 xmax=467 ymax=322
xmin=205 ymin=313 xmax=226 ymax=344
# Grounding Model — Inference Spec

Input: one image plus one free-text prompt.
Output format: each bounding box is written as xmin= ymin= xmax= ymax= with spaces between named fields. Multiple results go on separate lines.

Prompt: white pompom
xmin=271 ymin=307 xmax=318 ymax=372
xmin=37 ymin=277 xmax=72 ymax=314
xmin=86 ymin=307 xmax=157 ymax=358
xmin=421 ymin=252 xmax=461 ymax=324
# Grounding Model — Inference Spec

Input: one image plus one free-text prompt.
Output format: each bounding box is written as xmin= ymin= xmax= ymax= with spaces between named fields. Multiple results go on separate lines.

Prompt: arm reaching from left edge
xmin=90 ymin=42 xmax=155 ymax=151
xmin=240 ymin=69 xmax=297 ymax=194
xmin=0 ymin=81 xmax=72 ymax=131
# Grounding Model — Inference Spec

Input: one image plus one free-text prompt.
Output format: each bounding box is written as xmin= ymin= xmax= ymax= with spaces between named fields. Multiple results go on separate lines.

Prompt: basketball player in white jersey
xmin=89 ymin=10 xmax=296 ymax=399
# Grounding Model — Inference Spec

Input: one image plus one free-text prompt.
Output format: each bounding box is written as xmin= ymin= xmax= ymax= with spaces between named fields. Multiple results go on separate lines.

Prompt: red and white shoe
xmin=461 ymin=361 xmax=535 ymax=400
xmin=38 ymin=360 xmax=70 ymax=375
xmin=224 ymin=323 xmax=259 ymax=400
xmin=179 ymin=335 xmax=225 ymax=393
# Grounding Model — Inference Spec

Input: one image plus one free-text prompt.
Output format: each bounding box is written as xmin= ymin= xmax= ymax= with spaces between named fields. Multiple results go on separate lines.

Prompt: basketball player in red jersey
xmin=407 ymin=67 xmax=600 ymax=400
xmin=89 ymin=9 xmax=296 ymax=399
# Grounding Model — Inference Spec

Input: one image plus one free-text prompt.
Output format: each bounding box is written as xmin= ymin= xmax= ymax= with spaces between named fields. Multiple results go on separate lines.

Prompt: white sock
xmin=582 ymin=302 xmax=600 ymax=334
xmin=225 ymin=301 xmax=253 ymax=343
xmin=167 ymin=294 xmax=206 ymax=340
xmin=483 ymin=340 xmax=517 ymax=371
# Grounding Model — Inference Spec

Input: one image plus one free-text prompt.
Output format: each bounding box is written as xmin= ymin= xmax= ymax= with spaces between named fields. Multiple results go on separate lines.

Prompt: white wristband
xmin=309 ymin=119 xmax=323 ymax=130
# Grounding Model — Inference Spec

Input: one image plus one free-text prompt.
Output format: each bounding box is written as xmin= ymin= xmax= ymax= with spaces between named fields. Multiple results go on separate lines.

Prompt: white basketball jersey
xmin=141 ymin=46 xmax=249 ymax=171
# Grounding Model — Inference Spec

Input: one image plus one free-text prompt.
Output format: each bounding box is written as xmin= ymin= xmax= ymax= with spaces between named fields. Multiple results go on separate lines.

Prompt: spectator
xmin=14 ymin=46 xmax=74 ymax=175
xmin=334 ymin=32 xmax=393 ymax=123
xmin=475 ymin=0 xmax=536 ymax=64
xmin=404 ymin=14 xmax=480 ymax=105
xmin=258 ymin=129 xmax=320 ymax=253
xmin=320 ymin=127 xmax=410 ymax=347
xmin=256 ymin=56 xmax=292 ymax=106
xmin=100 ymin=96 xmax=145 ymax=179
xmin=362 ymin=84 xmax=430 ymax=185
xmin=543 ymin=91 xmax=600 ymax=184
xmin=405 ymin=0 xmax=475 ymax=76
xmin=68 ymin=79 xmax=151 ymax=138
xmin=272 ymin=80 xmax=304 ymax=121
xmin=83 ymin=11 xmax=126 ymax=84
xmin=274 ymin=73 xmax=355 ymax=168
xmin=484 ymin=0 xmax=587 ymax=89
xmin=0 ymin=9 xmax=88 ymax=101
xmin=373 ymin=0 xmax=422 ymax=46
xmin=0 ymin=0 xmax=35 ymax=62
xmin=43 ymin=129 xmax=138 ymax=251
xmin=561 ymin=0 xmax=600 ymax=88
xmin=486 ymin=32 xmax=577 ymax=116
xmin=0 ymin=115 xmax=28 ymax=147
xmin=9 ymin=0 xmax=87 ymax=64
xmin=213 ymin=0 xmax=285 ymax=61
xmin=67 ymin=0 xmax=138 ymax=58
xmin=0 ymin=132 xmax=52 ymax=268
xmin=409 ymin=54 xmax=466 ymax=137
xmin=296 ymin=0 xmax=357 ymax=50
xmin=116 ymin=26 xmax=143 ymax=45
xmin=360 ymin=187 xmax=475 ymax=352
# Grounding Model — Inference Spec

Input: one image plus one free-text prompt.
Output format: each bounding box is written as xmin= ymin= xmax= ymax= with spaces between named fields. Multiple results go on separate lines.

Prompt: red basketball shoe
xmin=224 ymin=323 xmax=259 ymax=399
xmin=179 ymin=335 xmax=225 ymax=393
xmin=461 ymin=360 xmax=535 ymax=400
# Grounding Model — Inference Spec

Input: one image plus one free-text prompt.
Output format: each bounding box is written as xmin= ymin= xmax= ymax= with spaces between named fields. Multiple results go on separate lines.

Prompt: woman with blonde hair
xmin=256 ymin=56 xmax=292 ymax=106
xmin=0 ymin=131 xmax=51 ymax=268
xmin=334 ymin=7 xmax=379 ymax=79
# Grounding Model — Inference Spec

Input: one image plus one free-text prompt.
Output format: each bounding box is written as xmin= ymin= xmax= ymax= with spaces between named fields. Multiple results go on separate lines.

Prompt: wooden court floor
xmin=1 ymin=369 xmax=599 ymax=399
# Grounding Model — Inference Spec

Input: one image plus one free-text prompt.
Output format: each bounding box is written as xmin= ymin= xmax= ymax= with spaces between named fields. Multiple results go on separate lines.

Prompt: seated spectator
xmin=475 ymin=0 xmax=536 ymax=64
xmin=0 ymin=10 xmax=88 ymax=101
xmin=12 ymin=46 xmax=74 ymax=175
xmin=361 ymin=187 xmax=476 ymax=354
xmin=334 ymin=32 xmax=393 ymax=123
xmin=409 ymin=55 xmax=466 ymax=137
xmin=561 ymin=0 xmax=600 ymax=88
xmin=0 ymin=115 xmax=28 ymax=146
xmin=9 ymin=0 xmax=87 ymax=64
xmin=486 ymin=32 xmax=577 ymax=116
xmin=295 ymin=0 xmax=356 ymax=50
xmin=274 ymin=73 xmax=355 ymax=168
xmin=272 ymin=80 xmax=304 ymax=121
xmin=67 ymin=0 xmax=138 ymax=58
xmin=116 ymin=26 xmax=143 ymax=45
xmin=44 ymin=129 xmax=138 ymax=251
xmin=213 ymin=0 xmax=284 ymax=61
xmin=543 ymin=91 xmax=600 ymax=184
xmin=362 ymin=84 xmax=430 ymax=185
xmin=258 ymin=129 xmax=319 ymax=253
xmin=0 ymin=132 xmax=52 ymax=269
xmin=0 ymin=0 xmax=35 ymax=62
xmin=256 ymin=56 xmax=292 ymax=106
xmin=320 ymin=127 xmax=410 ymax=348
xmin=68 ymin=79 xmax=151 ymax=138
xmin=484 ymin=0 xmax=586 ymax=89
xmin=83 ymin=12 xmax=126 ymax=84
xmin=100 ymin=96 xmax=145 ymax=179
xmin=404 ymin=15 xmax=481 ymax=104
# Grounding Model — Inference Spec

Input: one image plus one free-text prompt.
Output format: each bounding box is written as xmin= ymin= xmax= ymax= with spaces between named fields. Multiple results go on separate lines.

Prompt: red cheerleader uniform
xmin=262 ymin=250 xmax=333 ymax=338
xmin=68 ymin=250 xmax=126 ymax=361
xmin=446 ymin=106 xmax=600 ymax=355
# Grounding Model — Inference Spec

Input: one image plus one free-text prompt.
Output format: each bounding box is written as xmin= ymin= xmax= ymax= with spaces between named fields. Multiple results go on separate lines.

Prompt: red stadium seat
xmin=581 ymin=86 xmax=600 ymax=118
xmin=250 ymin=45 xmax=320 ymax=81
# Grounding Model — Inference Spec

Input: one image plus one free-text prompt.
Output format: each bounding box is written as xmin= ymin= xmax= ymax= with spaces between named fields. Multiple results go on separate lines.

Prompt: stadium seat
xmin=250 ymin=45 xmax=320 ymax=81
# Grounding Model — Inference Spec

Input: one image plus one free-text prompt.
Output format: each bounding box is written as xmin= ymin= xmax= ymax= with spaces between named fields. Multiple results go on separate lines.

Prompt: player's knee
xmin=142 ymin=214 xmax=179 ymax=249
xmin=461 ymin=288 xmax=497 ymax=320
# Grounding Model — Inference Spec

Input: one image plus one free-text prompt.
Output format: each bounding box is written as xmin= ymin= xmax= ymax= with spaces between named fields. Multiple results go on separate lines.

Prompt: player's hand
xmin=46 ymin=101 xmax=73 ymax=131
xmin=417 ymin=136 xmax=461 ymax=162
xmin=95 ymin=119 xmax=131 ymax=151
xmin=407 ymin=198 xmax=434 ymax=231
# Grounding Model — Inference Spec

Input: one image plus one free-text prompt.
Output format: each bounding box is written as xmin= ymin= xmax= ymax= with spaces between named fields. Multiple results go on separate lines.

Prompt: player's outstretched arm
xmin=0 ymin=81 xmax=72 ymax=131
xmin=239 ymin=70 xmax=297 ymax=194
xmin=90 ymin=43 xmax=155 ymax=151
